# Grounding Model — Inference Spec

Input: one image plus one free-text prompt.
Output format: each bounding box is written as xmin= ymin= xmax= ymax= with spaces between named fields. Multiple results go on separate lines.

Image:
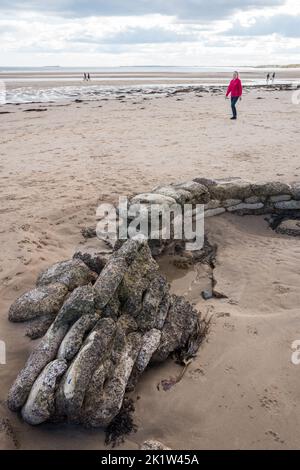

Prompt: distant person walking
xmin=272 ymin=72 xmax=276 ymax=84
xmin=226 ymin=71 xmax=243 ymax=120
xmin=267 ymin=73 xmax=270 ymax=85
xmin=87 ymin=73 xmax=91 ymax=81
xmin=83 ymin=72 xmax=87 ymax=81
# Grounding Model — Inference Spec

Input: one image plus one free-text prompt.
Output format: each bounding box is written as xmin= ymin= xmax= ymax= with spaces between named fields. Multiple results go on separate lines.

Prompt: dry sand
xmin=0 ymin=86 xmax=300 ymax=449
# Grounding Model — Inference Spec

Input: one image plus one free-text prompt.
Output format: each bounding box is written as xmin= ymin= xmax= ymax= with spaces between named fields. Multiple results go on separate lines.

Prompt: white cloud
xmin=0 ymin=0 xmax=299 ymax=66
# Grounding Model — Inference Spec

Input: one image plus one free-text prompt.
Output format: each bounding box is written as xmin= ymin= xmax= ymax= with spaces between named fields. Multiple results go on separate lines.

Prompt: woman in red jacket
xmin=226 ymin=71 xmax=243 ymax=120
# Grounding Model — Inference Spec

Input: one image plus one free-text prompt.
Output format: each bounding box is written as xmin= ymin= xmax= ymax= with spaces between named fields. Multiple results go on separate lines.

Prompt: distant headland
xmin=256 ymin=64 xmax=300 ymax=68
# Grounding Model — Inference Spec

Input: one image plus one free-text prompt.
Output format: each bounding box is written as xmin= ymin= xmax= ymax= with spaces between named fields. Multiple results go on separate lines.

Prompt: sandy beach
xmin=1 ymin=81 xmax=300 ymax=450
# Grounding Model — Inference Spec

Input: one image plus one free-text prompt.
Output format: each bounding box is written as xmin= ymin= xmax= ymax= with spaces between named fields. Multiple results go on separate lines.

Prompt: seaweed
xmin=105 ymin=397 xmax=137 ymax=448
xmin=157 ymin=315 xmax=212 ymax=392
xmin=0 ymin=417 xmax=19 ymax=449
xmin=174 ymin=315 xmax=212 ymax=365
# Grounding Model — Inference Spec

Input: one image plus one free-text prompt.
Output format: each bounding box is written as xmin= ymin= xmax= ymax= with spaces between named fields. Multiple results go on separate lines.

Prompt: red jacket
xmin=226 ymin=78 xmax=243 ymax=98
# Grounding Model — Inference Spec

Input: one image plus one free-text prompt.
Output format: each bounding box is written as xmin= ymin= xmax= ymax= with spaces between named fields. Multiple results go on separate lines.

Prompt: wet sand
xmin=1 ymin=86 xmax=300 ymax=449
xmin=3 ymin=68 xmax=300 ymax=90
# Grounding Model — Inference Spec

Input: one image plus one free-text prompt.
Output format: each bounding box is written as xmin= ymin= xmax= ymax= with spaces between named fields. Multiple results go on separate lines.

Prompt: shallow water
xmin=2 ymin=78 xmax=299 ymax=104
xmin=158 ymin=255 xmax=212 ymax=305
xmin=3 ymin=83 xmax=204 ymax=104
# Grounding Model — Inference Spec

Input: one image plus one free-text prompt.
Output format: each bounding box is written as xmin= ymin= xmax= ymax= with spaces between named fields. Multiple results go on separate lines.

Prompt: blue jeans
xmin=231 ymin=96 xmax=239 ymax=118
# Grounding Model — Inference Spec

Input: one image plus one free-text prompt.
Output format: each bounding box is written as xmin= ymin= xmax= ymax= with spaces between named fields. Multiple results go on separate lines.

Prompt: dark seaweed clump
xmin=105 ymin=397 xmax=137 ymax=448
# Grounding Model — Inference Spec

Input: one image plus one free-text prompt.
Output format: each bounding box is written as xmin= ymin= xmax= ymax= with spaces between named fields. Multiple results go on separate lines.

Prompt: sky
xmin=0 ymin=0 xmax=300 ymax=67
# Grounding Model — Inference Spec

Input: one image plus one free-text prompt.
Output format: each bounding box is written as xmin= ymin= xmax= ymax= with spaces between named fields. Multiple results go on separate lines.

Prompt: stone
xmin=94 ymin=238 xmax=148 ymax=309
xmin=8 ymin=238 xmax=203 ymax=429
xmin=141 ymin=440 xmax=171 ymax=450
xmin=269 ymin=194 xmax=291 ymax=203
xmin=275 ymin=200 xmax=300 ymax=210
xmin=56 ymin=318 xmax=116 ymax=422
xmin=236 ymin=205 xmax=273 ymax=216
xmin=245 ymin=196 xmax=263 ymax=204
xmin=173 ymin=181 xmax=210 ymax=204
xmin=116 ymin=236 xmax=148 ymax=265
xmin=55 ymin=285 xmax=95 ymax=330
xmin=82 ymin=330 xmax=142 ymax=427
xmin=148 ymin=238 xmax=167 ymax=257
xmin=209 ymin=180 xmax=252 ymax=201
xmin=251 ymin=181 xmax=292 ymax=197
xmin=204 ymin=199 xmax=221 ymax=210
xmin=205 ymin=208 xmax=226 ymax=217
xmin=21 ymin=360 xmax=68 ymax=425
xmin=227 ymin=203 xmax=264 ymax=212
xmin=8 ymin=285 xmax=95 ymax=412
xmin=116 ymin=314 xmax=138 ymax=335
xmin=95 ymin=225 xmax=118 ymax=248
xmin=8 ymin=283 xmax=68 ymax=323
xmin=131 ymin=193 xmax=176 ymax=207
xmin=94 ymin=258 xmax=128 ymax=309
xmin=223 ymin=199 xmax=242 ymax=208
xmin=126 ymin=207 xmax=153 ymax=240
xmin=81 ymin=226 xmax=97 ymax=239
xmin=57 ymin=312 xmax=101 ymax=362
xmin=73 ymin=246 xmax=111 ymax=275
xmin=153 ymin=186 xmax=191 ymax=205
xmin=102 ymin=295 xmax=121 ymax=320
xmin=36 ymin=259 xmax=97 ymax=291
xmin=25 ymin=314 xmax=56 ymax=340
xmin=93 ymin=255 xmax=127 ymax=311
xmin=202 ymin=289 xmax=213 ymax=300
xmin=152 ymin=295 xmax=199 ymax=363
xmin=135 ymin=329 xmax=161 ymax=374
xmin=155 ymin=292 xmax=171 ymax=330
xmin=119 ymin=250 xmax=166 ymax=330
xmin=128 ymin=329 xmax=162 ymax=390
xmin=193 ymin=177 xmax=217 ymax=188
xmin=139 ymin=276 xmax=169 ymax=331
xmin=116 ymin=244 xmax=159 ymax=319
xmin=276 ymin=219 xmax=300 ymax=237
xmin=7 ymin=321 xmax=70 ymax=411
xmin=290 ymin=182 xmax=300 ymax=200
xmin=119 ymin=201 xmax=150 ymax=222
xmin=81 ymin=359 xmax=112 ymax=426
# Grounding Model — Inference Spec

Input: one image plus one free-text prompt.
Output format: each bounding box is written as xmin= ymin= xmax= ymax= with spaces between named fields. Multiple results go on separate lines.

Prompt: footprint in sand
xmin=265 ymin=430 xmax=285 ymax=445
xmin=274 ymin=284 xmax=290 ymax=295
xmin=23 ymin=258 xmax=32 ymax=266
xmin=259 ymin=392 xmax=280 ymax=413
xmin=225 ymin=365 xmax=236 ymax=373
xmin=247 ymin=326 xmax=258 ymax=336
xmin=188 ymin=368 xmax=205 ymax=380
xmin=216 ymin=312 xmax=231 ymax=318
xmin=223 ymin=321 xmax=235 ymax=332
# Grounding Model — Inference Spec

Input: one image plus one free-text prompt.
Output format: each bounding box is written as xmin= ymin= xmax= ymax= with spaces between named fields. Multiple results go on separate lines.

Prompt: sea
xmin=0 ymin=66 xmax=299 ymax=104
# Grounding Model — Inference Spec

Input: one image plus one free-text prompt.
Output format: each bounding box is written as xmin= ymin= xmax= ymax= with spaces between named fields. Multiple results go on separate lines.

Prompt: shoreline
xmin=2 ymin=82 xmax=300 ymax=105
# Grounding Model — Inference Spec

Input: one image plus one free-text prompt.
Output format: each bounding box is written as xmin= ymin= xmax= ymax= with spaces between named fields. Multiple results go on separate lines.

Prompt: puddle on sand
xmin=158 ymin=255 xmax=212 ymax=305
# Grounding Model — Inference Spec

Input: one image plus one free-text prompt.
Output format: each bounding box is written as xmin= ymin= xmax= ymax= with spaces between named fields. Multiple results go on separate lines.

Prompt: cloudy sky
xmin=0 ymin=0 xmax=300 ymax=67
